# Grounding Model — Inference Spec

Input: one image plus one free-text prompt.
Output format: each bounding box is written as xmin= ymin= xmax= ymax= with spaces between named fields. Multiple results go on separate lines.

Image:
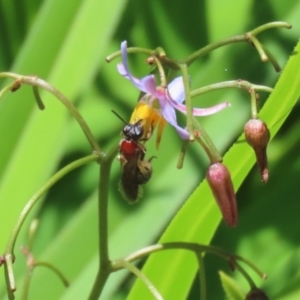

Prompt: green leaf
xmin=0 ymin=0 xmax=127 ymax=297
xmin=127 ymin=40 xmax=300 ymax=300
xmin=219 ymin=271 xmax=244 ymax=300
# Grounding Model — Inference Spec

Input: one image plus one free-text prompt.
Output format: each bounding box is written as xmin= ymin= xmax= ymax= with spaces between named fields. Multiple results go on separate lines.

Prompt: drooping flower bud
xmin=245 ymin=288 xmax=269 ymax=300
xmin=206 ymin=162 xmax=238 ymax=227
xmin=244 ymin=119 xmax=270 ymax=183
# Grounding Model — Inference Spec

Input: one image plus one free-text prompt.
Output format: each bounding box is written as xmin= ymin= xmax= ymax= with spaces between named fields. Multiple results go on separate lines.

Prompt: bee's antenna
xmin=111 ymin=110 xmax=128 ymax=125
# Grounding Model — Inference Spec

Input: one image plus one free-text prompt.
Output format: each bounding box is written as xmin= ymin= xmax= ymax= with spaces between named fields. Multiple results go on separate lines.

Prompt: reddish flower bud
xmin=206 ymin=162 xmax=238 ymax=227
xmin=245 ymin=288 xmax=269 ymax=300
xmin=244 ymin=119 xmax=270 ymax=183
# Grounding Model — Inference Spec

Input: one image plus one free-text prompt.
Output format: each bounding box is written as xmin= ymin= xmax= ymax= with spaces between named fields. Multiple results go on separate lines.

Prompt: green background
xmin=0 ymin=0 xmax=300 ymax=299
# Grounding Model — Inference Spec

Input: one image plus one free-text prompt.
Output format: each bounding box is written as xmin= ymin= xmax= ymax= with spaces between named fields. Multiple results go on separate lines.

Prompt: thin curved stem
xmin=183 ymin=21 xmax=291 ymax=66
xmin=190 ymin=80 xmax=273 ymax=98
xmin=106 ymin=22 xmax=291 ymax=72
xmin=184 ymin=34 xmax=247 ymax=66
xmin=152 ymin=55 xmax=167 ymax=87
xmin=0 ymin=72 xmax=101 ymax=153
xmin=249 ymin=21 xmax=291 ymax=36
xmin=112 ymin=242 xmax=265 ymax=280
xmin=20 ymin=257 xmax=70 ymax=300
xmin=32 ymin=86 xmax=45 ymax=110
xmin=177 ymin=140 xmax=189 ymax=169
xmin=4 ymin=154 xmax=99 ymax=292
xmin=247 ymin=34 xmax=268 ymax=61
xmin=33 ymin=261 xmax=69 ymax=287
xmin=193 ymin=117 xmax=223 ymax=163
xmin=0 ymin=81 xmax=17 ymax=99
xmin=233 ymin=255 xmax=267 ymax=280
xmin=195 ymin=135 xmax=217 ymax=163
xmin=121 ymin=260 xmax=163 ymax=300
xmin=106 ymin=47 xmax=153 ymax=62
xmin=261 ymin=44 xmax=281 ymax=72
xmin=234 ymin=261 xmax=257 ymax=289
xmin=195 ymin=252 xmax=206 ymax=300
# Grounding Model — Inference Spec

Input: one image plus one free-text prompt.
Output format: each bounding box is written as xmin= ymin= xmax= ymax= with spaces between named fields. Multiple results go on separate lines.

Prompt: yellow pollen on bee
xmin=129 ymin=101 xmax=166 ymax=149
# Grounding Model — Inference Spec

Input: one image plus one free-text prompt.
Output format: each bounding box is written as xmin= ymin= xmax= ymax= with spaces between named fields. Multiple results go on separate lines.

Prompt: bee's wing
xmin=120 ymin=152 xmax=140 ymax=203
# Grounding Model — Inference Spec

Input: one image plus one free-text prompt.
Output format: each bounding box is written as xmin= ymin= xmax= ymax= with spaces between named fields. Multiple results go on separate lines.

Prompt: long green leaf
xmin=127 ymin=40 xmax=300 ymax=300
xmin=219 ymin=271 xmax=244 ymax=300
xmin=0 ymin=0 xmax=127 ymax=297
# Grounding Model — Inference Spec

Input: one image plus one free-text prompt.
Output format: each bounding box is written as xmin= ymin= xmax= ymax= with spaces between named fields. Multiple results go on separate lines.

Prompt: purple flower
xmin=117 ymin=41 xmax=229 ymax=139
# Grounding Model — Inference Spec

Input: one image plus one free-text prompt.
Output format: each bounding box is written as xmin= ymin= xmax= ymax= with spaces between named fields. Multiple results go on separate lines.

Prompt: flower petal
xmin=160 ymin=101 xmax=189 ymax=139
xmin=167 ymin=76 xmax=185 ymax=103
xmin=140 ymin=75 xmax=158 ymax=95
xmin=170 ymin=99 xmax=230 ymax=116
xmin=117 ymin=62 xmax=146 ymax=91
xmin=117 ymin=41 xmax=158 ymax=95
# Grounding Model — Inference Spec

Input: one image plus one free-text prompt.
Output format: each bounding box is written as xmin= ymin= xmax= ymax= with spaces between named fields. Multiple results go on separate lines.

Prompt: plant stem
xmin=34 ymin=261 xmax=69 ymax=287
xmin=234 ymin=255 xmax=267 ymax=279
xmin=177 ymin=140 xmax=189 ymax=169
xmin=3 ymin=154 xmax=99 ymax=292
xmin=0 ymin=72 xmax=101 ymax=153
xmin=105 ymin=47 xmax=153 ymax=62
xmin=250 ymin=89 xmax=258 ymax=119
xmin=88 ymin=143 xmax=118 ymax=299
xmin=249 ymin=21 xmax=291 ymax=36
xmin=32 ymin=86 xmax=45 ymax=110
xmin=153 ymin=55 xmax=167 ymax=87
xmin=121 ymin=260 xmax=163 ymax=300
xmin=184 ymin=34 xmax=247 ymax=66
xmin=261 ymin=44 xmax=281 ymax=72
xmin=234 ymin=262 xmax=257 ymax=289
xmin=183 ymin=21 xmax=291 ymax=66
xmin=190 ymin=80 xmax=273 ymax=98
xmin=247 ymin=34 xmax=268 ymax=61
xmin=192 ymin=117 xmax=222 ymax=163
xmin=112 ymin=242 xmax=264 ymax=280
xmin=195 ymin=252 xmax=206 ymax=300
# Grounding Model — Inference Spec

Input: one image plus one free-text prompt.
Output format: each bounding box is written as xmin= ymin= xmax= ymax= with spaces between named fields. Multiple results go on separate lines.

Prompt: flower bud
xmin=245 ymin=288 xmax=269 ymax=300
xmin=244 ymin=119 xmax=270 ymax=183
xmin=206 ymin=162 xmax=238 ymax=227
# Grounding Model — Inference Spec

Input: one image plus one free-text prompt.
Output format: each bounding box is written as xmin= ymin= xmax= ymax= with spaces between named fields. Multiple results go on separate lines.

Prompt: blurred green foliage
xmin=0 ymin=0 xmax=299 ymax=299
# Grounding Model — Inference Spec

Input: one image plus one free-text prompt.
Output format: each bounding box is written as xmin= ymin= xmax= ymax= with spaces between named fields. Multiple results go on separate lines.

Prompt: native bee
xmin=128 ymin=101 xmax=166 ymax=149
xmin=113 ymin=110 xmax=156 ymax=203
xmin=112 ymin=110 xmax=146 ymax=142
xmin=119 ymin=139 xmax=155 ymax=202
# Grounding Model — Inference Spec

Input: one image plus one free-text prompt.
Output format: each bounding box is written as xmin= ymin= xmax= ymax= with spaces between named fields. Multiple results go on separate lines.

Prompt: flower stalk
xmin=0 ymin=72 xmax=101 ymax=153
xmin=3 ymin=154 xmax=99 ymax=293
xmin=111 ymin=241 xmax=266 ymax=300
xmin=88 ymin=143 xmax=118 ymax=300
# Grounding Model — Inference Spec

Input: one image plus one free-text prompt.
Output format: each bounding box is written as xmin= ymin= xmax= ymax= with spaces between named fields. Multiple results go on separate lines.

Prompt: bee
xmin=113 ymin=110 xmax=156 ymax=202
xmin=128 ymin=101 xmax=166 ymax=149
xmin=119 ymin=141 xmax=155 ymax=203
xmin=112 ymin=110 xmax=145 ymax=142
